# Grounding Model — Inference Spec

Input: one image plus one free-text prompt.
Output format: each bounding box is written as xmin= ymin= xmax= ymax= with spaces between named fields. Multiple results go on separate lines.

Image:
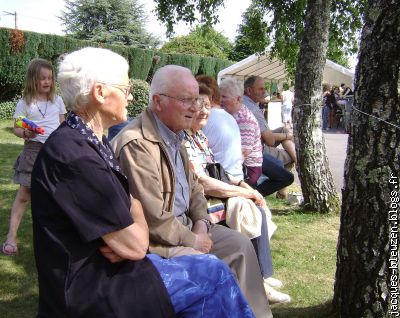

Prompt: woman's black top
xmin=31 ymin=115 xmax=175 ymax=318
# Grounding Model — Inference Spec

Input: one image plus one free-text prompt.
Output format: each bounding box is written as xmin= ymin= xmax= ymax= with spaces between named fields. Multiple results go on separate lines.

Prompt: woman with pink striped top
xmin=219 ymin=78 xmax=263 ymax=188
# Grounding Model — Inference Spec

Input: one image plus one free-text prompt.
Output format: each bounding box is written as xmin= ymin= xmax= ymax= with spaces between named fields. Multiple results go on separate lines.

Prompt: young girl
xmin=2 ymin=58 xmax=66 ymax=255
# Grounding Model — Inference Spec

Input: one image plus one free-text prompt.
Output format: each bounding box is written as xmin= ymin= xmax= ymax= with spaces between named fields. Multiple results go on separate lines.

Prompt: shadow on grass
xmin=272 ymin=300 xmax=338 ymax=318
xmin=0 ymin=143 xmax=22 ymax=183
xmin=1 ymin=126 xmax=15 ymax=134
xmin=0 ymin=295 xmax=37 ymax=318
xmin=0 ymin=208 xmax=37 ymax=318
xmin=270 ymin=206 xmax=321 ymax=216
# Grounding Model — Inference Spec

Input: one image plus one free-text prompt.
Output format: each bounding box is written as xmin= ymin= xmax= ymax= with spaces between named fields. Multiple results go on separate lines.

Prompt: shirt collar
xmin=243 ymin=95 xmax=258 ymax=107
xmin=153 ymin=112 xmax=185 ymax=149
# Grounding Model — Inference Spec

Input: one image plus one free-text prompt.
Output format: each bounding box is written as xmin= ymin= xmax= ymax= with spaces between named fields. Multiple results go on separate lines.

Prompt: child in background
xmin=2 ymin=58 xmax=66 ymax=255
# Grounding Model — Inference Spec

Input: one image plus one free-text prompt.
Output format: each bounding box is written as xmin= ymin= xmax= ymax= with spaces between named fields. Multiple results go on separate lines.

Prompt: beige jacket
xmin=112 ymin=108 xmax=209 ymax=258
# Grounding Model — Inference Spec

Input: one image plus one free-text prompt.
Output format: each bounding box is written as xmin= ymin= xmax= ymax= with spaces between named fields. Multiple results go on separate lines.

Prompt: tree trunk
xmin=293 ymin=0 xmax=340 ymax=213
xmin=333 ymin=1 xmax=400 ymax=316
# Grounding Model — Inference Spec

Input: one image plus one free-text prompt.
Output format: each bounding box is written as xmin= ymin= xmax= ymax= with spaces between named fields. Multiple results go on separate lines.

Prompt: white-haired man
xmin=112 ymin=65 xmax=272 ymax=318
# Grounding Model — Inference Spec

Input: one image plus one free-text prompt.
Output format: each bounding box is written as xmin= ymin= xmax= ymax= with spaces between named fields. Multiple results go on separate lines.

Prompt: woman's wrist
xmin=237 ymin=180 xmax=244 ymax=187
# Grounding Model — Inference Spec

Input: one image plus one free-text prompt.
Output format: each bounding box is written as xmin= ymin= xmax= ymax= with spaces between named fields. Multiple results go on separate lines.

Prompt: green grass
xmin=265 ymin=194 xmax=340 ymax=317
xmin=0 ymin=120 xmax=38 ymax=318
xmin=0 ymin=119 xmax=340 ymax=317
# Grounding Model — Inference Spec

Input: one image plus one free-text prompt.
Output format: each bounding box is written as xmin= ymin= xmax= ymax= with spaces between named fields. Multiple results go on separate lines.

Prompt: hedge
xmin=0 ymin=27 xmax=233 ymax=102
xmin=167 ymin=53 xmax=201 ymax=75
xmin=198 ymin=56 xmax=217 ymax=77
xmin=0 ymin=101 xmax=16 ymax=119
xmin=127 ymin=79 xmax=149 ymax=118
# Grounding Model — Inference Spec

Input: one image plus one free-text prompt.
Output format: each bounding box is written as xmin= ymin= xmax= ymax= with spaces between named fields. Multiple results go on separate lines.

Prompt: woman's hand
xmin=249 ymin=190 xmax=267 ymax=209
xmin=99 ymin=245 xmax=125 ymax=263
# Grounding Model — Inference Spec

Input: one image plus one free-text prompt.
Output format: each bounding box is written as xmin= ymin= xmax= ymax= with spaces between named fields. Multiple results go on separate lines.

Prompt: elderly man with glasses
xmin=112 ymin=65 xmax=272 ymax=318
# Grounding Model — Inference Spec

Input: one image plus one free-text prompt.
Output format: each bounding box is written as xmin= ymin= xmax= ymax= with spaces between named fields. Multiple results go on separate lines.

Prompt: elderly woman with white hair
xmin=220 ymin=78 xmax=294 ymax=200
xmin=30 ymin=47 xmax=255 ymax=318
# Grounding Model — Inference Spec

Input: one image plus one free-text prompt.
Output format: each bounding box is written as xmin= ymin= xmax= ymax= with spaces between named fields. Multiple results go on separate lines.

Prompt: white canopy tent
xmin=217 ymin=53 xmax=355 ymax=88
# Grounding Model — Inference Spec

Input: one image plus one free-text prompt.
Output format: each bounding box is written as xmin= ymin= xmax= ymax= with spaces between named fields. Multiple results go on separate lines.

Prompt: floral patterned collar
xmin=66 ymin=111 xmax=122 ymax=174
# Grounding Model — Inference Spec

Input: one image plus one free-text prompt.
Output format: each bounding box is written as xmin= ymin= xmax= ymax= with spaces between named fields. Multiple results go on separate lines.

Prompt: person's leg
xmin=281 ymin=139 xmax=297 ymax=164
xmin=251 ymin=207 xmax=273 ymax=278
xmin=3 ymin=185 xmax=30 ymax=254
xmin=147 ymin=253 xmax=255 ymax=318
xmin=256 ymin=153 xmax=294 ymax=197
xmin=245 ymin=166 xmax=262 ymax=188
xmin=322 ymin=105 xmax=329 ymax=130
xmin=328 ymin=107 xmax=334 ymax=128
xmin=210 ymin=225 xmax=272 ymax=318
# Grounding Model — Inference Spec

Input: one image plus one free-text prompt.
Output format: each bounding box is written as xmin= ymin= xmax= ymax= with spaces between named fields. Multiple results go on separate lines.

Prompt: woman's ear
xmin=92 ymin=83 xmax=105 ymax=104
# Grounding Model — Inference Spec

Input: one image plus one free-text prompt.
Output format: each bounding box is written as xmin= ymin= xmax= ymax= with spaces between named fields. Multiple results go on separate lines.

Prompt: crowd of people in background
xmin=321 ymin=82 xmax=353 ymax=131
xmin=3 ymin=46 xmax=358 ymax=317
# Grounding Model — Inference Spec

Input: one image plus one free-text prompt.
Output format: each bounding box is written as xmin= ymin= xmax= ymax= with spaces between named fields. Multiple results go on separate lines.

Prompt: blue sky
xmin=0 ymin=0 xmax=251 ymax=41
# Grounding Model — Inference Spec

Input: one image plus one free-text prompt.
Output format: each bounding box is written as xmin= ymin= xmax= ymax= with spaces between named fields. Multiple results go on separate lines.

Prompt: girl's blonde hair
xmin=23 ymin=58 xmax=56 ymax=105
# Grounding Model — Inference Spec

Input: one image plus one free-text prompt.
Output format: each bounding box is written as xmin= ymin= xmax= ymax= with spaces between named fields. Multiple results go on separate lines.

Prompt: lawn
xmin=0 ymin=119 xmax=340 ymax=318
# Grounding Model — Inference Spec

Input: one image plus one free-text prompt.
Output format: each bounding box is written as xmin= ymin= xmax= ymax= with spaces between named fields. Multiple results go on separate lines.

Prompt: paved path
xmin=293 ymin=128 xmax=348 ymax=193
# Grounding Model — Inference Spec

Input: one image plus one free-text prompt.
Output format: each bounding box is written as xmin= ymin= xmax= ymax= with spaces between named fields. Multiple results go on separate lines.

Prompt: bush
xmin=0 ymin=27 xmax=232 ymax=102
xmin=198 ymin=57 xmax=217 ymax=76
xmin=127 ymin=79 xmax=149 ymax=118
xmin=0 ymin=101 xmax=16 ymax=119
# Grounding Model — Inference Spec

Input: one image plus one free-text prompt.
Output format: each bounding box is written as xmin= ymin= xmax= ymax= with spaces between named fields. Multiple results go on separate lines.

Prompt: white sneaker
xmin=264 ymin=284 xmax=291 ymax=304
xmin=264 ymin=277 xmax=283 ymax=289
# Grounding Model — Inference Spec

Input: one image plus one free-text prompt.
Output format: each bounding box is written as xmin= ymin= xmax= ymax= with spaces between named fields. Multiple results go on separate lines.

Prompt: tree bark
xmin=293 ymin=0 xmax=340 ymax=213
xmin=333 ymin=1 xmax=400 ymax=316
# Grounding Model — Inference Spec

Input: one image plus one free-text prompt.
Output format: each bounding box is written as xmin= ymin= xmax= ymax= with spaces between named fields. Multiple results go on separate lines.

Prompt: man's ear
xmin=152 ymin=94 xmax=162 ymax=111
xmin=92 ymin=83 xmax=105 ymax=104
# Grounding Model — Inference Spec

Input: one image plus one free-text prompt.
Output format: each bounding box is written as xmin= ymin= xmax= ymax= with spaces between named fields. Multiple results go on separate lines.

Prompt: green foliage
xmin=161 ymin=25 xmax=233 ymax=59
xmin=61 ymin=0 xmax=160 ymax=49
xmin=127 ymin=47 xmax=154 ymax=80
xmin=0 ymin=27 xmax=231 ymax=102
xmin=0 ymin=101 xmax=15 ymax=119
xmin=154 ymin=0 xmax=365 ymax=72
xmin=214 ymin=58 xmax=232 ymax=77
xmin=154 ymin=0 xmax=224 ymax=37
xmin=147 ymin=52 xmax=168 ymax=82
xmin=255 ymin=0 xmax=365 ymax=74
xmin=127 ymin=79 xmax=149 ymax=117
xmin=230 ymin=4 xmax=271 ymax=62
xmin=198 ymin=56 xmax=217 ymax=77
xmin=167 ymin=53 xmax=201 ymax=74
xmin=0 ymin=28 xmax=101 ymax=101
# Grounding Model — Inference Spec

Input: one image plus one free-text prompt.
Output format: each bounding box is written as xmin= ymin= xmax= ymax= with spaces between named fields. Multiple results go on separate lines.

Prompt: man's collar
xmin=153 ymin=112 xmax=185 ymax=147
xmin=243 ymin=95 xmax=258 ymax=106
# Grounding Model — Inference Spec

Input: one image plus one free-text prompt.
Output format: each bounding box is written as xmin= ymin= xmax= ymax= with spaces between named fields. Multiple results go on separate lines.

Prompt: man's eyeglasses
xmin=159 ymin=93 xmax=201 ymax=111
xmin=100 ymin=82 xmax=132 ymax=99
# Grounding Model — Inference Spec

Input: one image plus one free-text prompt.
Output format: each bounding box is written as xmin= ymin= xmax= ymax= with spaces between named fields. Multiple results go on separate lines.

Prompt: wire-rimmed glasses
xmin=100 ymin=82 xmax=132 ymax=99
xmin=159 ymin=93 xmax=201 ymax=111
